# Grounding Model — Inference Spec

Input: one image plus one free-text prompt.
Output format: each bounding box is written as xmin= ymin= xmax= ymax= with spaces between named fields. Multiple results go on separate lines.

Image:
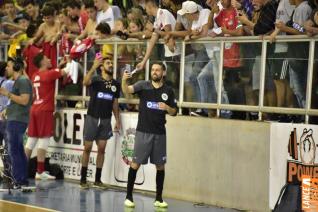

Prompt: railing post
xmin=178 ymin=41 xmax=186 ymax=114
xmin=145 ymin=41 xmax=150 ymax=81
xmin=4 ymin=44 xmax=8 ymax=62
xmin=54 ymin=42 xmax=59 ymax=109
xmin=216 ymin=41 xmax=224 ymax=117
xmin=258 ymin=40 xmax=267 ymax=121
xmin=113 ymin=42 xmax=118 ymax=80
xmin=82 ymin=52 xmax=88 ymax=107
xmin=305 ymin=40 xmax=315 ymax=123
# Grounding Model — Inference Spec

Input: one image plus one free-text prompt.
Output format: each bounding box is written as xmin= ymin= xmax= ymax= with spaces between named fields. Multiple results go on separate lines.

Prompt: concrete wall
xmin=164 ymin=116 xmax=271 ymax=211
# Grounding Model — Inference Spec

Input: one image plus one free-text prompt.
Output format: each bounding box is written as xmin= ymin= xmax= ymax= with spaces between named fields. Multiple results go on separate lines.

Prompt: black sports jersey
xmin=133 ymin=81 xmax=177 ymax=135
xmin=87 ymin=74 xmax=120 ymax=119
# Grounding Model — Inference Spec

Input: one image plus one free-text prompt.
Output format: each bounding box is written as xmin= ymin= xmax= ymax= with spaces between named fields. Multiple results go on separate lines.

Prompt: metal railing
xmin=1 ymin=35 xmax=318 ymax=123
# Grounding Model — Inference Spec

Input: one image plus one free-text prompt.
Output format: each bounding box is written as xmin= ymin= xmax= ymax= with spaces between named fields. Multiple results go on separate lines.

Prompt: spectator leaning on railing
xmin=22 ymin=0 xmax=42 ymax=28
xmin=0 ymin=0 xmax=18 ymax=40
xmin=75 ymin=0 xmax=98 ymax=42
xmin=136 ymin=0 xmax=181 ymax=96
xmin=66 ymin=1 xmax=89 ymax=34
xmin=178 ymin=1 xmax=212 ymax=117
xmin=165 ymin=1 xmax=203 ymax=107
xmin=238 ymin=0 xmax=278 ymax=112
xmin=275 ymin=0 xmax=312 ymax=109
xmin=28 ymin=6 xmax=61 ymax=68
xmin=94 ymin=0 xmax=115 ymax=30
xmin=267 ymin=0 xmax=295 ymax=113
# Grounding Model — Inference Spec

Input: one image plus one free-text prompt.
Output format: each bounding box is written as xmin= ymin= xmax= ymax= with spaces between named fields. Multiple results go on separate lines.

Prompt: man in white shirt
xmin=178 ymin=1 xmax=215 ymax=117
xmin=94 ymin=0 xmax=114 ymax=30
xmin=165 ymin=2 xmax=205 ymax=105
xmin=136 ymin=0 xmax=181 ymax=95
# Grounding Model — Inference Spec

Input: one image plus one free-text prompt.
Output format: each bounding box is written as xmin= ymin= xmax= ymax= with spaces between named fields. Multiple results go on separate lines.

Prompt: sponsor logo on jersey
xmin=111 ymin=85 xmax=117 ymax=92
xmin=146 ymin=101 xmax=160 ymax=110
xmin=161 ymin=93 xmax=168 ymax=101
xmin=97 ymin=92 xmax=113 ymax=100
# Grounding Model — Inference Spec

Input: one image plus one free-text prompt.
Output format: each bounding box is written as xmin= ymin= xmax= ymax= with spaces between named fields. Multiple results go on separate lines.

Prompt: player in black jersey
xmin=80 ymin=57 xmax=121 ymax=189
xmin=122 ymin=62 xmax=177 ymax=208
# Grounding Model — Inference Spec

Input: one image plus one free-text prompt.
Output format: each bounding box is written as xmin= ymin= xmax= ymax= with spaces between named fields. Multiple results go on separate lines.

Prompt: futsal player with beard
xmin=122 ymin=63 xmax=178 ymax=208
xmin=79 ymin=56 xmax=121 ymax=189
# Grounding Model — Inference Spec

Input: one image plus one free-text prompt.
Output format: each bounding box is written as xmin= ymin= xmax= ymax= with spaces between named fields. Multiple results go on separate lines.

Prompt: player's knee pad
xmin=38 ymin=138 xmax=50 ymax=150
xmin=25 ymin=137 xmax=38 ymax=150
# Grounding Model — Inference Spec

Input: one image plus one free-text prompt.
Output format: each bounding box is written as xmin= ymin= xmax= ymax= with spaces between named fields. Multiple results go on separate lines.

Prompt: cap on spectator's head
xmin=177 ymin=1 xmax=198 ymax=16
xmin=14 ymin=12 xmax=31 ymax=23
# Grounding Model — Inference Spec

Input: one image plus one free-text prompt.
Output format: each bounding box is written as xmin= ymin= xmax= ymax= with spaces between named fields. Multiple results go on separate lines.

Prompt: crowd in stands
xmin=0 ymin=0 xmax=318 ymax=122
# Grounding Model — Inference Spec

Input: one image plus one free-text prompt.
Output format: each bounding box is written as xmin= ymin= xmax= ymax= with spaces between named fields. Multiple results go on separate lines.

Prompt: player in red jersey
xmin=24 ymin=52 xmax=69 ymax=180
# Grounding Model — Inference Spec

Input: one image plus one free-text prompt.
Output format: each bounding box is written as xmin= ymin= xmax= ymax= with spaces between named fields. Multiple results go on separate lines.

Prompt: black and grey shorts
xmin=133 ymin=131 xmax=167 ymax=165
xmin=83 ymin=115 xmax=113 ymax=141
xmin=267 ymin=52 xmax=289 ymax=80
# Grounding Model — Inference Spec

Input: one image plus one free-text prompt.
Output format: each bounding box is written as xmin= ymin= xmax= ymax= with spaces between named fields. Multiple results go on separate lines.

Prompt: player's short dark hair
xmin=33 ymin=52 xmax=45 ymax=68
xmin=151 ymin=62 xmax=166 ymax=71
xmin=83 ymin=0 xmax=95 ymax=9
xmin=0 ymin=62 xmax=7 ymax=77
xmin=41 ymin=6 xmax=55 ymax=16
xmin=8 ymin=57 xmax=24 ymax=72
xmin=3 ymin=0 xmax=14 ymax=5
xmin=66 ymin=1 xmax=81 ymax=9
xmin=145 ymin=0 xmax=159 ymax=6
xmin=96 ymin=22 xmax=111 ymax=35
xmin=22 ymin=0 xmax=38 ymax=7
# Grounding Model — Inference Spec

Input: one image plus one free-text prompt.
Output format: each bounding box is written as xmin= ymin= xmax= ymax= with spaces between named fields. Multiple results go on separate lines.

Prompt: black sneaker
xmin=190 ymin=110 xmax=208 ymax=117
xmin=80 ymin=181 xmax=90 ymax=189
xmin=92 ymin=181 xmax=109 ymax=189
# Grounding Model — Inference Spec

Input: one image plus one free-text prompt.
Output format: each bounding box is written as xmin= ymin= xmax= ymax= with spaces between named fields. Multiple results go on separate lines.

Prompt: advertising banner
xmin=270 ymin=123 xmax=318 ymax=210
xmin=47 ymin=110 xmax=156 ymax=191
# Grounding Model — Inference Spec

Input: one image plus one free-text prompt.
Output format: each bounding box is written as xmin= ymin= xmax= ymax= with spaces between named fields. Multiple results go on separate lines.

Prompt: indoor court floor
xmin=0 ymin=180 xmax=238 ymax=212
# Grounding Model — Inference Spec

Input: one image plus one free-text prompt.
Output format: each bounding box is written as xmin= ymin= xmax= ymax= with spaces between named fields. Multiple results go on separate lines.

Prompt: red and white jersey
xmin=31 ymin=69 xmax=62 ymax=111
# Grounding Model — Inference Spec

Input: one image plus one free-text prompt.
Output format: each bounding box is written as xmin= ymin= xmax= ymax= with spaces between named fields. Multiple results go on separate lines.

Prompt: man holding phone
xmin=79 ymin=56 xmax=121 ymax=189
xmin=122 ymin=62 xmax=178 ymax=209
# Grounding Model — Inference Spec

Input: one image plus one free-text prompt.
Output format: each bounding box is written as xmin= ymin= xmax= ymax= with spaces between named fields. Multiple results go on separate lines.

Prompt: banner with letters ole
xmin=270 ymin=123 xmax=318 ymax=210
xmin=47 ymin=109 xmax=156 ymax=191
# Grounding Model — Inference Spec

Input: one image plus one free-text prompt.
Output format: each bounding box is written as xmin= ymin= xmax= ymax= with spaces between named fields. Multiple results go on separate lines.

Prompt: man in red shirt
xmin=214 ymin=0 xmax=246 ymax=118
xmin=24 ymin=52 xmax=68 ymax=180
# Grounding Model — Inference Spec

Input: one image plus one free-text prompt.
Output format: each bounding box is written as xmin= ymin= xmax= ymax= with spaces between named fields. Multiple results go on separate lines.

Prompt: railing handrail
xmin=1 ymin=35 xmax=318 ymax=123
xmin=1 ymin=34 xmax=317 ymax=46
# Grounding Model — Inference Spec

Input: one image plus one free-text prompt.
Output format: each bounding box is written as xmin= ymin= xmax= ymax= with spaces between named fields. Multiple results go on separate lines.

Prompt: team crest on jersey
xmin=111 ymin=85 xmax=117 ymax=92
xmin=161 ymin=93 xmax=168 ymax=101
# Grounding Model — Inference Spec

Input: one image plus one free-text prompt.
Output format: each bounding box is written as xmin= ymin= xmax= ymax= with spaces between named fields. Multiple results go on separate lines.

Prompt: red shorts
xmin=28 ymin=110 xmax=54 ymax=137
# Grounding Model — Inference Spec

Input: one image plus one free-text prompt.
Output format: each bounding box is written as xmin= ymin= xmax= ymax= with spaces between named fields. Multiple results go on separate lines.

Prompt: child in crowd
xmin=8 ymin=12 xmax=31 ymax=58
xmin=28 ymin=6 xmax=61 ymax=68
xmin=75 ymin=0 xmax=98 ymax=41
